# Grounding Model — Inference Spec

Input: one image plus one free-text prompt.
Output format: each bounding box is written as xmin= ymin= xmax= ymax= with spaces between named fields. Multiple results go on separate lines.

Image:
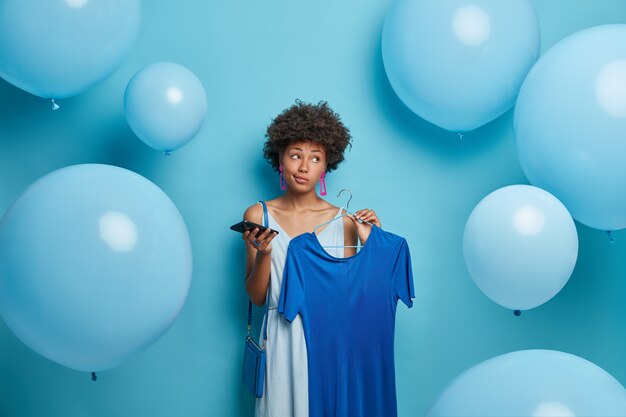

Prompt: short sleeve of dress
xmin=392 ymin=239 xmax=415 ymax=308
xmin=278 ymin=242 xmax=305 ymax=322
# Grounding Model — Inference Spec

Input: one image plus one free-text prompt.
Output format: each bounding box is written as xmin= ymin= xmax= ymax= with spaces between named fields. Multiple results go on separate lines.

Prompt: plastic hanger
xmin=313 ymin=189 xmax=374 ymax=248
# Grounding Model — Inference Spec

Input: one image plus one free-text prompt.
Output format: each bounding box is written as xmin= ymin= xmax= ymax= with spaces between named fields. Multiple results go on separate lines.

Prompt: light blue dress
xmin=256 ymin=205 xmax=345 ymax=417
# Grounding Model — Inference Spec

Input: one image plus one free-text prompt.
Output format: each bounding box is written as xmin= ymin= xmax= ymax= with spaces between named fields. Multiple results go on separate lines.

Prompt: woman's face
xmin=281 ymin=141 xmax=327 ymax=194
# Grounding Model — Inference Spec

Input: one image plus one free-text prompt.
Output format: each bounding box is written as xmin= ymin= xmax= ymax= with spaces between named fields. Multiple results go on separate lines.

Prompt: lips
xmin=293 ymin=176 xmax=309 ymax=184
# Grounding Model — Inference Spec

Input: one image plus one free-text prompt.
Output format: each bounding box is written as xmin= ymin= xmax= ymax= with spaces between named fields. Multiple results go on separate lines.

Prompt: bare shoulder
xmin=342 ymin=210 xmax=357 ymax=232
xmin=341 ymin=208 xmax=356 ymax=233
xmin=243 ymin=202 xmax=264 ymax=224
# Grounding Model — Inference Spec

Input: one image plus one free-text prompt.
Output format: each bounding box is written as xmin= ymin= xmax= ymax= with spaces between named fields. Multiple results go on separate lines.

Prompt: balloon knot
xmin=514 ymin=310 xmax=521 ymax=316
xmin=51 ymin=99 xmax=60 ymax=111
xmin=457 ymin=132 xmax=464 ymax=140
xmin=91 ymin=372 xmax=97 ymax=382
xmin=606 ymin=230 xmax=617 ymax=243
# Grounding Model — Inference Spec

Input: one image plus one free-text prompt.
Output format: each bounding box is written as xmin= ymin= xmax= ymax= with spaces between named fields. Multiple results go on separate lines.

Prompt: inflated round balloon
xmin=427 ymin=350 xmax=626 ymax=417
xmin=515 ymin=25 xmax=626 ymax=231
xmin=463 ymin=185 xmax=578 ymax=311
xmin=124 ymin=62 xmax=207 ymax=153
xmin=382 ymin=0 xmax=539 ymax=132
xmin=0 ymin=0 xmax=140 ymax=99
xmin=0 ymin=164 xmax=192 ymax=372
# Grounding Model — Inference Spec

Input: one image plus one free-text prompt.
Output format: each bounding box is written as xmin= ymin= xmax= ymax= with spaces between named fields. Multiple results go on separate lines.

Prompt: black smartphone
xmin=230 ymin=220 xmax=279 ymax=237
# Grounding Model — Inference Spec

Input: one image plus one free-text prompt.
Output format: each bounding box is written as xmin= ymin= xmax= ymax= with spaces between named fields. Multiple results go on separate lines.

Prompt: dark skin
xmin=243 ymin=140 xmax=382 ymax=306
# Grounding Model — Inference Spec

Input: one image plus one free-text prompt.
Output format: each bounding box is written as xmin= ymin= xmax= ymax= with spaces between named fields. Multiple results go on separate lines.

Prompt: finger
xmin=364 ymin=212 xmax=381 ymax=227
xmin=259 ymin=233 xmax=275 ymax=247
xmin=357 ymin=209 xmax=375 ymax=219
xmin=259 ymin=235 xmax=275 ymax=253
xmin=347 ymin=213 xmax=361 ymax=226
xmin=246 ymin=228 xmax=260 ymax=243
xmin=355 ymin=209 xmax=372 ymax=221
xmin=265 ymin=231 xmax=279 ymax=243
xmin=364 ymin=215 xmax=380 ymax=226
xmin=252 ymin=229 xmax=277 ymax=249
xmin=361 ymin=213 xmax=376 ymax=222
xmin=257 ymin=228 xmax=272 ymax=240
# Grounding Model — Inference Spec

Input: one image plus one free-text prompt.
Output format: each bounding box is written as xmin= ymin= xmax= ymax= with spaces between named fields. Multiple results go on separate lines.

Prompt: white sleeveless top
xmin=256 ymin=205 xmax=345 ymax=417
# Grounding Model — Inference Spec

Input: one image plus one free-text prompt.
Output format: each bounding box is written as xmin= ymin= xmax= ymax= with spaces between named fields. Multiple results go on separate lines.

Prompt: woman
xmin=242 ymin=100 xmax=381 ymax=417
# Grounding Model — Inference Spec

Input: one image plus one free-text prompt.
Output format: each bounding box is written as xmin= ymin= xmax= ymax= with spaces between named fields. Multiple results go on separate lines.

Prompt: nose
xmin=298 ymin=161 xmax=309 ymax=173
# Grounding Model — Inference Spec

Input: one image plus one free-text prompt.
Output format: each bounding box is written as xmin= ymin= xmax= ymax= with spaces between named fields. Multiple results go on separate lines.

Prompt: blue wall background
xmin=1 ymin=1 xmax=625 ymax=416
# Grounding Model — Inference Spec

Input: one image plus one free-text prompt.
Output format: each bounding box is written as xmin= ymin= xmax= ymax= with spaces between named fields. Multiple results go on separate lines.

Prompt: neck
xmin=281 ymin=189 xmax=324 ymax=210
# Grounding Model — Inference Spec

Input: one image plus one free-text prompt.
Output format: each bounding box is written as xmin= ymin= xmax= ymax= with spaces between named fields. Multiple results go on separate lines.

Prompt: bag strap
xmin=260 ymin=200 xmax=269 ymax=228
xmin=246 ymin=200 xmax=269 ymax=348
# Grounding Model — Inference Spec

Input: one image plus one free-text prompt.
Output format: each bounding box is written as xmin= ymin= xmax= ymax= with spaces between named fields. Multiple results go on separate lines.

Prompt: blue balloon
xmin=124 ymin=62 xmax=208 ymax=153
xmin=382 ymin=0 xmax=540 ymax=132
xmin=515 ymin=25 xmax=626 ymax=231
xmin=0 ymin=0 xmax=140 ymax=99
xmin=427 ymin=350 xmax=626 ymax=417
xmin=0 ymin=164 xmax=192 ymax=372
xmin=463 ymin=185 xmax=578 ymax=311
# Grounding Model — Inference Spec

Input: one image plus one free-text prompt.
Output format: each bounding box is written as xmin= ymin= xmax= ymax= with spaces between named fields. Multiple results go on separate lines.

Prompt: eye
xmin=290 ymin=154 xmax=301 ymax=160
xmin=312 ymin=157 xmax=321 ymax=163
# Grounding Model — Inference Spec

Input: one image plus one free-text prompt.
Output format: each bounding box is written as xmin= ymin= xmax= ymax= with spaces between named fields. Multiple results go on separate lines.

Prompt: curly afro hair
xmin=263 ymin=100 xmax=352 ymax=173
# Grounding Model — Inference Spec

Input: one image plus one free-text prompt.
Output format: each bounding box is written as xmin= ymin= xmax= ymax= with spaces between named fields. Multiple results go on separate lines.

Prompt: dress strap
xmin=258 ymin=200 xmax=269 ymax=228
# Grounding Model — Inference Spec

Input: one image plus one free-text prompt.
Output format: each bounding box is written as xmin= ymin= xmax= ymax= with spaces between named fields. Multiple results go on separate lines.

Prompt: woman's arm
xmin=243 ymin=203 xmax=278 ymax=306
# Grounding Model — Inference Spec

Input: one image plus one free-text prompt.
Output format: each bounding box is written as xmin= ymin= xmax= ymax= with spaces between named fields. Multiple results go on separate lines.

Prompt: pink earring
xmin=279 ymin=165 xmax=287 ymax=190
xmin=319 ymin=171 xmax=327 ymax=196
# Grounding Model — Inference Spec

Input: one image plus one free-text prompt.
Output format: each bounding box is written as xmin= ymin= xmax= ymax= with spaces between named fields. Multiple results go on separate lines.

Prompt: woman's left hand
xmin=348 ymin=208 xmax=381 ymax=244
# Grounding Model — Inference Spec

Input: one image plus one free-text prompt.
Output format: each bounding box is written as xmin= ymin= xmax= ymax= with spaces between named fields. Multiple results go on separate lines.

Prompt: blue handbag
xmin=243 ymin=310 xmax=266 ymax=398
xmin=242 ymin=201 xmax=269 ymax=398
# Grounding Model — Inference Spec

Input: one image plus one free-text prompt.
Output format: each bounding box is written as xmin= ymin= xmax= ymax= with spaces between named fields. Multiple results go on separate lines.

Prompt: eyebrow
xmin=289 ymin=147 xmax=323 ymax=153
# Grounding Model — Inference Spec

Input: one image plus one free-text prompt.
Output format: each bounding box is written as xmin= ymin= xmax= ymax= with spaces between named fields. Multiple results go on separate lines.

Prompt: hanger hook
xmin=336 ymin=189 xmax=352 ymax=210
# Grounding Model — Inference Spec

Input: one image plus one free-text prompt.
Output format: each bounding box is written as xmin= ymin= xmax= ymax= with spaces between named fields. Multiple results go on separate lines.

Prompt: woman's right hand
xmin=243 ymin=226 xmax=278 ymax=255
xmin=348 ymin=208 xmax=381 ymax=245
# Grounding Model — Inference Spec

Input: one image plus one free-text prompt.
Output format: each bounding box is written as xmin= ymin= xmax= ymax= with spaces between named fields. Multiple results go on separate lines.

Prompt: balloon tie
xmin=51 ymin=99 xmax=60 ymax=111
xmin=165 ymin=151 xmax=171 ymax=156
xmin=457 ymin=132 xmax=464 ymax=140
xmin=513 ymin=310 xmax=521 ymax=316
xmin=606 ymin=230 xmax=617 ymax=243
xmin=91 ymin=372 xmax=97 ymax=382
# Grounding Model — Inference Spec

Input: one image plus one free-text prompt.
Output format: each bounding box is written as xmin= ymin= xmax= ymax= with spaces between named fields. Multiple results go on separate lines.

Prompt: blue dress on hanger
xmin=278 ymin=225 xmax=415 ymax=417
